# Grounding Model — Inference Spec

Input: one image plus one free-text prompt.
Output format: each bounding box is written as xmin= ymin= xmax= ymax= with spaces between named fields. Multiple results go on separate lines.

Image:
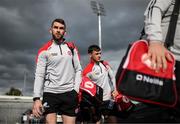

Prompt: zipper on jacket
xmin=59 ymin=45 xmax=62 ymax=55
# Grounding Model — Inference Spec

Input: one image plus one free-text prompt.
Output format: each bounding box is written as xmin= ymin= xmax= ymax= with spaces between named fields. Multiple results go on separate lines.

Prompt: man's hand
xmin=144 ymin=41 xmax=172 ymax=72
xmin=32 ymin=100 xmax=43 ymax=117
xmin=112 ymin=90 xmax=119 ymax=99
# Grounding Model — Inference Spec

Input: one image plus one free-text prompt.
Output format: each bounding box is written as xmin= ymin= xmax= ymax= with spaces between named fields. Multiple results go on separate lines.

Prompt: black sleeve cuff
xmin=33 ymin=97 xmax=40 ymax=101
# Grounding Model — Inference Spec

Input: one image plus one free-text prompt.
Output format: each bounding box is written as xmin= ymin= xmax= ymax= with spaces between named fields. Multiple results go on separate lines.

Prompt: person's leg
xmin=95 ymin=120 xmax=101 ymax=124
xmin=45 ymin=113 xmax=56 ymax=124
xmin=42 ymin=93 xmax=60 ymax=124
xmin=104 ymin=101 xmax=118 ymax=123
xmin=62 ymin=115 xmax=76 ymax=124
xmin=99 ymin=100 xmax=117 ymax=123
xmin=106 ymin=115 xmax=117 ymax=123
xmin=60 ymin=90 xmax=78 ymax=123
xmin=77 ymin=105 xmax=93 ymax=123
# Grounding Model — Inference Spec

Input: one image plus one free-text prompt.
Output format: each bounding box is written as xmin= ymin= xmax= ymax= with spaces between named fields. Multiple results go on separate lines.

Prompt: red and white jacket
xmin=33 ymin=40 xmax=82 ymax=98
xmin=83 ymin=60 xmax=117 ymax=101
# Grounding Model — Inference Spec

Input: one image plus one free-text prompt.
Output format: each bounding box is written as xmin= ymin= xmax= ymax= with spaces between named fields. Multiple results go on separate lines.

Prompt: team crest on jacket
xmin=67 ymin=51 xmax=72 ymax=56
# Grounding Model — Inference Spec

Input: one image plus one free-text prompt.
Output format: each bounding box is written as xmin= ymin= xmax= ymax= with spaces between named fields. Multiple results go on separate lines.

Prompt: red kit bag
xmin=79 ymin=77 xmax=103 ymax=105
xmin=116 ymin=40 xmax=178 ymax=108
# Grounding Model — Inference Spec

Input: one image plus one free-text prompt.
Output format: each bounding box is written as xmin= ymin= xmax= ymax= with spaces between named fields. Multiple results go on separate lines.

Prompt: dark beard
xmin=52 ymin=34 xmax=63 ymax=41
xmin=52 ymin=34 xmax=65 ymax=44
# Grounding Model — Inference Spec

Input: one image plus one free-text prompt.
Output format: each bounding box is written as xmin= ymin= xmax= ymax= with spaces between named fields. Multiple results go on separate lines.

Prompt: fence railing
xmin=0 ymin=95 xmax=33 ymax=124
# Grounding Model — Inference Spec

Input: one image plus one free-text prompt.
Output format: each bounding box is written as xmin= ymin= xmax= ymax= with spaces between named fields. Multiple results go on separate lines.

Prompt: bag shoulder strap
xmin=100 ymin=60 xmax=115 ymax=91
xmin=65 ymin=41 xmax=75 ymax=56
xmin=165 ymin=0 xmax=180 ymax=47
xmin=100 ymin=60 xmax=108 ymax=68
xmin=65 ymin=41 xmax=75 ymax=68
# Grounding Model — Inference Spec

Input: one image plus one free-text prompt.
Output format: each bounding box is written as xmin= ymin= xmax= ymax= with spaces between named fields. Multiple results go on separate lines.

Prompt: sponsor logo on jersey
xmin=51 ymin=52 xmax=58 ymax=56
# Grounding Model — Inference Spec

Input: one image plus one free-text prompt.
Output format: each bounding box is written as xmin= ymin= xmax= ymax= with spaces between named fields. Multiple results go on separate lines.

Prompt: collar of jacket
xmin=53 ymin=38 xmax=65 ymax=45
xmin=90 ymin=59 xmax=100 ymax=65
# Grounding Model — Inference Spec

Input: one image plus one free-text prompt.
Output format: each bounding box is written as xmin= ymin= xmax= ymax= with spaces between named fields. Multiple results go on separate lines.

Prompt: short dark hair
xmin=88 ymin=44 xmax=101 ymax=54
xmin=51 ymin=18 xmax=66 ymax=29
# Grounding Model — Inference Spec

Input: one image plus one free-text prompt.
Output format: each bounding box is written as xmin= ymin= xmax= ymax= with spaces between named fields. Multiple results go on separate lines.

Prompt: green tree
xmin=5 ymin=87 xmax=23 ymax=96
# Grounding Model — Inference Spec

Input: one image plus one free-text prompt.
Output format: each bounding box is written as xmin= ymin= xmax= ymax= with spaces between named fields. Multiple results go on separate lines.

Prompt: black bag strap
xmin=100 ymin=61 xmax=115 ymax=91
xmin=165 ymin=0 xmax=180 ymax=47
xmin=65 ymin=41 xmax=75 ymax=68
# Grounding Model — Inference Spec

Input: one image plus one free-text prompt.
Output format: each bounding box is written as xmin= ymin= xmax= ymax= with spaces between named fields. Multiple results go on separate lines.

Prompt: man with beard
xmin=32 ymin=18 xmax=82 ymax=124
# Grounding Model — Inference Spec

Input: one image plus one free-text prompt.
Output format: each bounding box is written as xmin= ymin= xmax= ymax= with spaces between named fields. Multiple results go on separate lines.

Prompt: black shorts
xmin=78 ymin=100 xmax=118 ymax=122
xmin=42 ymin=90 xmax=78 ymax=116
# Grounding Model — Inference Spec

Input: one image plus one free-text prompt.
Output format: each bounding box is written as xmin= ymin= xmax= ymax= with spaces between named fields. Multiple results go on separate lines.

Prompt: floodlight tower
xmin=23 ymin=70 xmax=27 ymax=95
xmin=90 ymin=0 xmax=106 ymax=49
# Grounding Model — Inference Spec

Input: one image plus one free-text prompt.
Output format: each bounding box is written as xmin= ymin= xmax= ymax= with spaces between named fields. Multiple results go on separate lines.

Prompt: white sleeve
xmin=73 ymin=47 xmax=82 ymax=93
xmin=107 ymin=65 xmax=117 ymax=91
xmin=33 ymin=51 xmax=47 ymax=98
xmin=144 ymin=0 xmax=173 ymax=42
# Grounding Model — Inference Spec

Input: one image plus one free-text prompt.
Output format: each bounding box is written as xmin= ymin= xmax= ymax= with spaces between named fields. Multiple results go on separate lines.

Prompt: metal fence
xmin=0 ymin=95 xmax=33 ymax=124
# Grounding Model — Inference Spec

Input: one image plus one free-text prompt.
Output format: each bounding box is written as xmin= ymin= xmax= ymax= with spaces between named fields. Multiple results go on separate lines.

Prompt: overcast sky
xmin=0 ymin=0 xmax=150 ymax=96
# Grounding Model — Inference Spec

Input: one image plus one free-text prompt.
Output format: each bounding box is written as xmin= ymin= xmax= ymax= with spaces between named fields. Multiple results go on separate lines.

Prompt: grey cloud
xmin=0 ymin=0 xmax=150 ymax=95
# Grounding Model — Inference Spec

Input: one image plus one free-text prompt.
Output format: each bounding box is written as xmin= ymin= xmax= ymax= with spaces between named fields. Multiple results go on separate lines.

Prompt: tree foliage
xmin=5 ymin=87 xmax=23 ymax=96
